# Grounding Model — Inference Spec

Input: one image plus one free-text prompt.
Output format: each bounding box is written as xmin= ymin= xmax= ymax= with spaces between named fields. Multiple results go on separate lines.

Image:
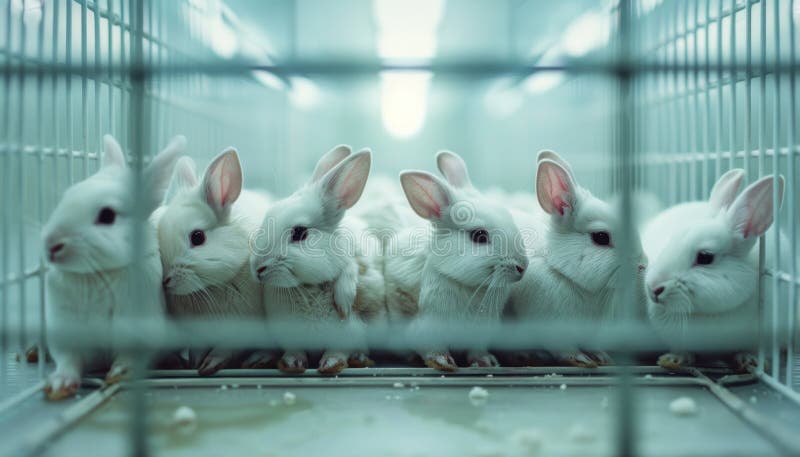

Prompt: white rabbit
xmin=396 ymin=151 xmax=529 ymax=371
xmin=643 ymin=170 xmax=786 ymax=371
xmin=507 ymin=150 xmax=648 ymax=368
xmin=42 ymin=134 xmax=185 ymax=400
xmin=157 ymin=148 xmax=271 ymax=375
xmin=249 ymin=146 xmax=385 ymax=375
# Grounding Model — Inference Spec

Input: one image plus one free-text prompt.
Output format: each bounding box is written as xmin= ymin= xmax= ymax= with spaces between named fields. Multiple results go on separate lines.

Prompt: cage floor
xmin=2 ymin=367 xmax=796 ymax=457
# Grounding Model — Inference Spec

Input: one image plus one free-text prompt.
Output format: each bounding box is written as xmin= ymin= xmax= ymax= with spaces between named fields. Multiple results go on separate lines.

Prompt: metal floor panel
xmin=8 ymin=374 xmax=784 ymax=457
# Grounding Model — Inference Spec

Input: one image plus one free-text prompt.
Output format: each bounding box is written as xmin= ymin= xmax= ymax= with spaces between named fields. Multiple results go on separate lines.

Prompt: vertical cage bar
xmin=128 ymin=1 xmax=150 ymax=455
xmin=786 ymin=0 xmax=797 ymax=389
xmin=690 ymin=0 xmax=700 ymax=200
xmin=744 ymin=0 xmax=752 ymax=180
xmin=81 ymin=0 xmax=89 ymax=176
xmin=615 ymin=1 xmax=637 ymax=455
xmin=17 ymin=0 xmax=28 ymax=355
xmin=703 ymin=0 xmax=712 ymax=193
xmin=66 ymin=0 xmax=74 ymax=182
xmin=51 ymin=0 xmax=61 ymax=211
xmin=1 ymin=0 xmax=13 ymax=385
xmin=729 ymin=0 xmax=737 ymax=170
xmin=669 ymin=0 xmax=679 ymax=203
xmin=36 ymin=0 xmax=47 ymax=379
xmin=108 ymin=0 xmax=115 ymax=136
xmin=94 ymin=0 xmax=102 ymax=170
xmin=757 ymin=0 xmax=768 ymax=371
xmin=681 ymin=0 xmax=692 ymax=201
xmin=771 ymin=0 xmax=781 ymax=380
xmin=715 ymin=0 xmax=723 ymax=177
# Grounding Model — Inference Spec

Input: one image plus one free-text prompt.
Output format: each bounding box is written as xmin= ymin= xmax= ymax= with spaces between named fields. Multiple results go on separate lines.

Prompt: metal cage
xmin=1 ymin=0 xmax=799 ymax=456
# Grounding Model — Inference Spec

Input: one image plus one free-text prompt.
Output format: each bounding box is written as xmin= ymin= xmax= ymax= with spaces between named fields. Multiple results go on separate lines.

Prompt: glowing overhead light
xmin=561 ymin=11 xmax=610 ymax=57
xmin=374 ymin=0 xmax=445 ymax=60
xmin=251 ymin=70 xmax=286 ymax=91
xmin=522 ymin=71 xmax=565 ymax=94
xmin=208 ymin=18 xmax=239 ymax=59
xmin=380 ymin=71 xmax=431 ymax=138
xmin=289 ymin=77 xmax=321 ymax=110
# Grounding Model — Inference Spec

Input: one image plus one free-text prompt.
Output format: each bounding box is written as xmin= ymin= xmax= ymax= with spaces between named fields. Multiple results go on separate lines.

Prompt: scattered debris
xmin=393 ymin=382 xmax=405 ymax=389
xmin=749 ymin=396 xmax=758 ymax=404
xmin=231 ymin=383 xmax=240 ymax=389
xmin=559 ymin=384 xmax=567 ymax=391
xmin=219 ymin=385 xmax=228 ymax=391
xmin=669 ymin=397 xmax=697 ymax=416
xmin=469 ymin=386 xmax=489 ymax=406
xmin=172 ymin=406 xmax=197 ymax=427
xmin=644 ymin=374 xmax=653 ymax=379
xmin=486 ymin=374 xmax=494 ymax=378
xmin=282 ymin=391 xmax=296 ymax=406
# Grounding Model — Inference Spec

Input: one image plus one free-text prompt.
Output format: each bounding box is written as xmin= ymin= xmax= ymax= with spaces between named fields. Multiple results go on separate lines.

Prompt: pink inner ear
xmin=545 ymin=167 xmax=571 ymax=216
xmin=404 ymin=175 xmax=443 ymax=219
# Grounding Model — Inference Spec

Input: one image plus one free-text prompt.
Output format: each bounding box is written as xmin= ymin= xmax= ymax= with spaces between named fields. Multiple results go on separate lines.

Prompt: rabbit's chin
xmin=260 ymin=270 xmax=301 ymax=288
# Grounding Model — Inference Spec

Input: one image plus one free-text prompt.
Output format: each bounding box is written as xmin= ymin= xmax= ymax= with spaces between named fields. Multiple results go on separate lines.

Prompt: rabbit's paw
xmin=318 ymin=351 xmax=348 ymax=375
xmin=242 ymin=350 xmax=279 ymax=369
xmin=658 ymin=352 xmax=694 ymax=371
xmin=197 ymin=348 xmax=234 ymax=376
xmin=558 ymin=351 xmax=599 ymax=368
xmin=45 ymin=372 xmax=80 ymax=401
xmin=347 ymin=352 xmax=375 ymax=368
xmin=105 ymin=359 xmax=131 ymax=384
xmin=278 ymin=351 xmax=308 ymax=374
xmin=423 ymin=351 xmax=458 ymax=372
xmin=467 ymin=351 xmax=500 ymax=368
xmin=733 ymin=352 xmax=760 ymax=373
xmin=584 ymin=350 xmax=614 ymax=366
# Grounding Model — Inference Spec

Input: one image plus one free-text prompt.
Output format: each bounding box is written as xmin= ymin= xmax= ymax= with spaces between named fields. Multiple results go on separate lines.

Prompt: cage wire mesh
xmin=0 ymin=0 xmax=799 ymax=456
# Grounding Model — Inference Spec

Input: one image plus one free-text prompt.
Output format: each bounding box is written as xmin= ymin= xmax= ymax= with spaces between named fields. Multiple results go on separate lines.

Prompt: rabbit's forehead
xmin=263 ymin=194 xmax=320 ymax=229
xmin=574 ymin=200 xmax=615 ymax=232
xmin=64 ymin=176 xmax=129 ymax=209
xmin=160 ymin=199 xmax=216 ymax=232
xmin=679 ymin=223 xmax=730 ymax=253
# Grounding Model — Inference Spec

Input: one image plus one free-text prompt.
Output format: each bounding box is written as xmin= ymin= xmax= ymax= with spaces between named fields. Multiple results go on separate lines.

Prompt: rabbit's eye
xmin=695 ymin=251 xmax=714 ymax=266
xmin=291 ymin=226 xmax=309 ymax=243
xmin=96 ymin=207 xmax=116 ymax=225
xmin=190 ymin=230 xmax=206 ymax=247
xmin=470 ymin=229 xmax=490 ymax=244
xmin=590 ymin=231 xmax=611 ymax=246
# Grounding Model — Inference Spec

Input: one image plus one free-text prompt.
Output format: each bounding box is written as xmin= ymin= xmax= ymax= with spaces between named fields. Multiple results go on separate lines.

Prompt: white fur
xmin=42 ymin=134 xmax=185 ymax=398
xmin=249 ymin=147 xmax=384 ymax=372
xmin=508 ymin=151 xmax=647 ymax=358
xmin=395 ymin=151 xmax=529 ymax=369
xmin=643 ymin=172 xmax=786 ymax=353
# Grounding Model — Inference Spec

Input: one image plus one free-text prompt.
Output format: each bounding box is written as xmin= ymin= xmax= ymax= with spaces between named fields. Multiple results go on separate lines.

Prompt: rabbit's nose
xmin=652 ymin=286 xmax=665 ymax=301
xmin=256 ymin=265 xmax=267 ymax=276
xmin=162 ymin=276 xmax=172 ymax=287
xmin=48 ymin=243 xmax=65 ymax=261
xmin=515 ymin=265 xmax=526 ymax=275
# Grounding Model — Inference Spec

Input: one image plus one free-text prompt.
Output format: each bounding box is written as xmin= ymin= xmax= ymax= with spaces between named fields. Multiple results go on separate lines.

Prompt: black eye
xmin=470 ymin=229 xmax=490 ymax=244
xmin=591 ymin=231 xmax=611 ymax=246
xmin=291 ymin=226 xmax=309 ymax=243
xmin=96 ymin=207 xmax=116 ymax=225
xmin=190 ymin=230 xmax=206 ymax=247
xmin=695 ymin=251 xmax=714 ymax=266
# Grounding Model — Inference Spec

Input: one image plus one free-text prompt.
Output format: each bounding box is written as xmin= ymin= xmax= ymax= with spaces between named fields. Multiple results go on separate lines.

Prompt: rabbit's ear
xmin=436 ymin=150 xmax=472 ymax=189
xmin=164 ymin=156 xmax=197 ymax=203
xmin=320 ymin=149 xmax=371 ymax=212
xmin=202 ymin=147 xmax=242 ymax=216
xmin=536 ymin=159 xmax=577 ymax=219
xmin=400 ymin=170 xmax=452 ymax=221
xmin=101 ymin=134 xmax=126 ymax=169
xmin=709 ymin=168 xmax=745 ymax=212
xmin=536 ymin=150 xmax=575 ymax=178
xmin=144 ymin=135 xmax=187 ymax=211
xmin=727 ymin=175 xmax=784 ymax=240
xmin=312 ymin=144 xmax=352 ymax=182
